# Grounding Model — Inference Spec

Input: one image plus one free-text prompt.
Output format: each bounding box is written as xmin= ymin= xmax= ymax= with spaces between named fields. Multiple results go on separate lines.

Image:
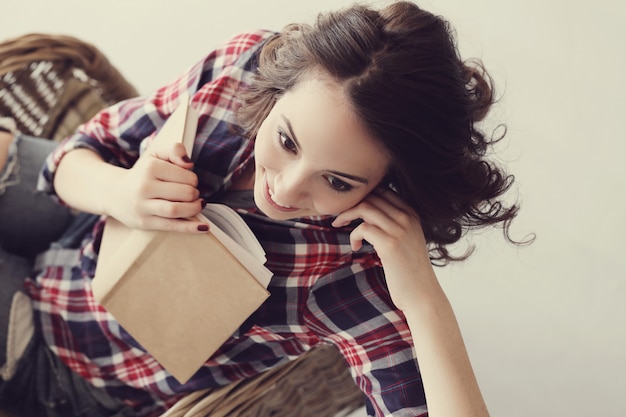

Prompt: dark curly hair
xmin=237 ymin=1 xmax=522 ymax=264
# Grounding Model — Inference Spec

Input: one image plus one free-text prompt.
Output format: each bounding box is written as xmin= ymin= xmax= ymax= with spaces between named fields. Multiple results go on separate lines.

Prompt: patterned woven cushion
xmin=160 ymin=345 xmax=364 ymax=417
xmin=0 ymin=33 xmax=138 ymax=141
xmin=0 ymin=62 xmax=107 ymax=140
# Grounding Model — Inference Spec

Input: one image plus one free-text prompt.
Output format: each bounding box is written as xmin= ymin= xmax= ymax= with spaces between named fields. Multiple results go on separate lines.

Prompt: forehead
xmin=272 ymin=74 xmax=390 ymax=176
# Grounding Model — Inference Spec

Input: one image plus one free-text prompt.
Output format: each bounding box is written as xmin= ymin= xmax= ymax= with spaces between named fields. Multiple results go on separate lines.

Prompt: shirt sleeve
xmin=304 ymin=260 xmax=429 ymax=417
xmin=37 ymin=30 xmax=274 ymax=204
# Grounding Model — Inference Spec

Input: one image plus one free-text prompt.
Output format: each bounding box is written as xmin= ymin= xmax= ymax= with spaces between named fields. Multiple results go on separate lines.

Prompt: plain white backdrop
xmin=2 ymin=1 xmax=625 ymax=416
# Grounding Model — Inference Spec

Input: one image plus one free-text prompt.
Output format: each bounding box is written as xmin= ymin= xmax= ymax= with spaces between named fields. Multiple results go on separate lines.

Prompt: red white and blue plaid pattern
xmin=29 ymin=30 xmax=428 ymax=417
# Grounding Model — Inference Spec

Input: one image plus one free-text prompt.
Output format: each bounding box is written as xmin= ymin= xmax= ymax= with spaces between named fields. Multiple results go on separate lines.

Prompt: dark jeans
xmin=0 ymin=135 xmax=134 ymax=416
xmin=0 ymin=135 xmax=74 ymax=259
xmin=1 ymin=337 xmax=134 ymax=417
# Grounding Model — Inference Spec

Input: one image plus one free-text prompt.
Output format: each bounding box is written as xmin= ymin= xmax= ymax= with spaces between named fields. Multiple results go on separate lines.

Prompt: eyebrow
xmin=328 ymin=170 xmax=369 ymax=184
xmin=282 ymin=115 xmax=301 ymax=149
xmin=281 ymin=114 xmax=369 ymax=185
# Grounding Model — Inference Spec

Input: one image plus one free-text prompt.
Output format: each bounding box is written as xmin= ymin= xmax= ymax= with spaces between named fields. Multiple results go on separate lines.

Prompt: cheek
xmin=311 ymin=190 xmax=370 ymax=216
xmin=254 ymin=130 xmax=274 ymax=168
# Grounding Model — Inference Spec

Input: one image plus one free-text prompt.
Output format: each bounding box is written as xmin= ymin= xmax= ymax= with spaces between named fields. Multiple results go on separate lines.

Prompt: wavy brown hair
xmin=237 ymin=1 xmax=523 ymax=264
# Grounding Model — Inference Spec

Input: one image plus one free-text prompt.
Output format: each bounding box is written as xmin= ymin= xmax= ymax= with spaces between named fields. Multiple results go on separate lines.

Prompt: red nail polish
xmin=197 ymin=224 xmax=209 ymax=232
xmin=201 ymin=199 xmax=207 ymax=208
xmin=182 ymin=155 xmax=192 ymax=163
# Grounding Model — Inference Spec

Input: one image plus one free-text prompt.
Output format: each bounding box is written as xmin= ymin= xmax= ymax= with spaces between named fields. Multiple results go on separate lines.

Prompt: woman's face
xmin=253 ymin=73 xmax=390 ymax=220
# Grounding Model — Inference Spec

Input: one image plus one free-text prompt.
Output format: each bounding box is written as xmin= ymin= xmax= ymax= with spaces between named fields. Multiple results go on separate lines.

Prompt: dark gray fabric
xmin=0 ymin=135 xmax=74 ymax=260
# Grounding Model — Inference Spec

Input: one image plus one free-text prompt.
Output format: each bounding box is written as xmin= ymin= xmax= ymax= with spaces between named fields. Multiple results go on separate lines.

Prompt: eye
xmin=278 ymin=130 xmax=297 ymax=153
xmin=325 ymin=175 xmax=354 ymax=193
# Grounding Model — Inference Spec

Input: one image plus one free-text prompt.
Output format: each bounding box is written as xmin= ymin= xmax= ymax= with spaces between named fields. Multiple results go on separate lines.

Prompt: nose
xmin=273 ymin=167 xmax=309 ymax=207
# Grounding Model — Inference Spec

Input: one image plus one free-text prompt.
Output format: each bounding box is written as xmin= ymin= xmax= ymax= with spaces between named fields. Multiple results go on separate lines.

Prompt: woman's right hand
xmin=107 ymin=142 xmax=208 ymax=232
xmin=54 ymin=143 xmax=210 ymax=234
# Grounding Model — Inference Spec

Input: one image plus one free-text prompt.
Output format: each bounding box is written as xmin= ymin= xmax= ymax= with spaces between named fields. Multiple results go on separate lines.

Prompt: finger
xmin=341 ymin=200 xmax=416 ymax=244
xmin=348 ymin=222 xmax=367 ymax=252
xmin=365 ymin=193 xmax=417 ymax=229
xmin=334 ymin=189 xmax=418 ymax=230
xmin=348 ymin=221 xmax=390 ymax=254
xmin=332 ymin=198 xmax=397 ymax=230
xmin=349 ymin=217 xmax=424 ymax=264
xmin=147 ymin=158 xmax=198 ymax=187
xmin=141 ymin=216 xmax=211 ymax=234
xmin=142 ymin=198 xmax=205 ymax=220
xmin=143 ymin=181 xmax=200 ymax=203
xmin=150 ymin=142 xmax=194 ymax=169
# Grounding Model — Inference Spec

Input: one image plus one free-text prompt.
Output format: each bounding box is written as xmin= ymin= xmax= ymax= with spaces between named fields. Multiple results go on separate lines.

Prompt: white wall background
xmin=2 ymin=1 xmax=625 ymax=416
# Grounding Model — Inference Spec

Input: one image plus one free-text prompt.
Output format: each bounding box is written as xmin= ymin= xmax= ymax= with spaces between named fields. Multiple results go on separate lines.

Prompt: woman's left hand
xmin=332 ymin=188 xmax=437 ymax=310
xmin=335 ymin=189 xmax=491 ymax=417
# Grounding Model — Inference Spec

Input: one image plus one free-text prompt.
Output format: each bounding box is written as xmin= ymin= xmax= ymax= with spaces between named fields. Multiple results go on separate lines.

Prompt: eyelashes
xmin=325 ymin=175 xmax=353 ymax=193
xmin=278 ymin=130 xmax=296 ymax=152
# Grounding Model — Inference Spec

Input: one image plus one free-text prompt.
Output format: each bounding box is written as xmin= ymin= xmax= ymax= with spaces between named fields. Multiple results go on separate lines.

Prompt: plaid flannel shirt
xmin=29 ymin=30 xmax=428 ymax=417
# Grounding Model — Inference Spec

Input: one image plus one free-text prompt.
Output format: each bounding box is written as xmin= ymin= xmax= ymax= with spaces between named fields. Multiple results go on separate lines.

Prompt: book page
xmin=202 ymin=203 xmax=266 ymax=263
xmin=196 ymin=212 xmax=272 ymax=289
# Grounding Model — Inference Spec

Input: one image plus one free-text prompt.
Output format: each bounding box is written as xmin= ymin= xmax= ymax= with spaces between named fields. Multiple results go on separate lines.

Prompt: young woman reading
xmin=1 ymin=2 xmax=521 ymax=416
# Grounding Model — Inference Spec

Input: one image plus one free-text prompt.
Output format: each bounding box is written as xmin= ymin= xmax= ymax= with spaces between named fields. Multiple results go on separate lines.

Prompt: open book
xmin=92 ymin=94 xmax=271 ymax=384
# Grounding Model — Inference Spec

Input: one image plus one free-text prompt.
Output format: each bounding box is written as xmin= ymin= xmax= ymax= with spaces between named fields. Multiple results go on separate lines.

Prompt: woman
xmin=1 ymin=2 xmax=520 ymax=416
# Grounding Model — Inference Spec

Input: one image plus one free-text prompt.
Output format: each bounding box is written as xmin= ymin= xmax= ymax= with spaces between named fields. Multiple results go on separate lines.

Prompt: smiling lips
xmin=264 ymin=177 xmax=298 ymax=212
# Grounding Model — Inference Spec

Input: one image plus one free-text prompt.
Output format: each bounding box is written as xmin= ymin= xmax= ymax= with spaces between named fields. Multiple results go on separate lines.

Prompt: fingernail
xmin=197 ymin=224 xmax=209 ymax=232
xmin=182 ymin=155 xmax=192 ymax=163
xmin=201 ymin=199 xmax=207 ymax=208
